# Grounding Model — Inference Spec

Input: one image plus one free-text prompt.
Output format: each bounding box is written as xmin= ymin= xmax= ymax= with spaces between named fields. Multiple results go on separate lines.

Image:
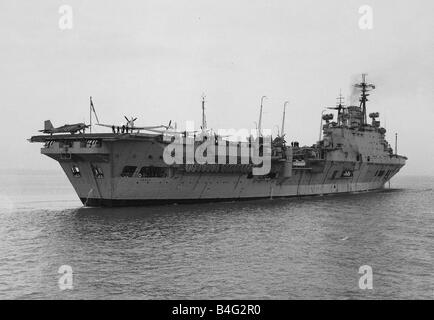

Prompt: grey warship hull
xmin=30 ymin=130 xmax=406 ymax=207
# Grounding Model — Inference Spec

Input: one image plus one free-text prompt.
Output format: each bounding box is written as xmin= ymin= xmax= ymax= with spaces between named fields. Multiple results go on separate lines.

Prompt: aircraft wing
xmin=132 ymin=125 xmax=167 ymax=130
xmin=140 ymin=128 xmax=172 ymax=134
xmin=143 ymin=128 xmax=199 ymax=135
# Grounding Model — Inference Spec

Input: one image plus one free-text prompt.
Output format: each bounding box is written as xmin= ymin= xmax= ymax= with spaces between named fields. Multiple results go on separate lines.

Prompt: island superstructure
xmin=29 ymin=75 xmax=407 ymax=207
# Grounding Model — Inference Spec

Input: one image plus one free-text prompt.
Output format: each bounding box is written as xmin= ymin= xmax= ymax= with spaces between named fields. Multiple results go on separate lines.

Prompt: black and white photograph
xmin=0 ymin=0 xmax=433 ymax=305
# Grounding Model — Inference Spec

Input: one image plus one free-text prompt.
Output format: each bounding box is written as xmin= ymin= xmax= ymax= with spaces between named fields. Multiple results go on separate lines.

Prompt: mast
xmin=258 ymin=96 xmax=267 ymax=137
xmin=337 ymin=90 xmax=344 ymax=125
xmin=355 ymin=74 xmax=375 ymax=126
xmin=395 ymin=133 xmax=398 ymax=155
xmin=337 ymin=90 xmax=344 ymax=106
xmin=201 ymin=94 xmax=207 ymax=133
xmin=281 ymin=101 xmax=288 ymax=137
xmin=89 ymin=96 xmax=92 ymax=133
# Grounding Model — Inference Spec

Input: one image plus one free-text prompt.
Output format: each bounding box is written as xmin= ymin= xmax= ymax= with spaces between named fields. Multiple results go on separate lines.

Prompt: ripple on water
xmin=0 ymin=175 xmax=433 ymax=299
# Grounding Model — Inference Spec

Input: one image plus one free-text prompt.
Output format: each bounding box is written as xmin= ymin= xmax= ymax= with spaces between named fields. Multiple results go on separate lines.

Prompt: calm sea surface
xmin=0 ymin=171 xmax=432 ymax=299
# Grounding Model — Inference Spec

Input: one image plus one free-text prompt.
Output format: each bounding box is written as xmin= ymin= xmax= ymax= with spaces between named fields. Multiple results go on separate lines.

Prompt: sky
xmin=0 ymin=0 xmax=433 ymax=175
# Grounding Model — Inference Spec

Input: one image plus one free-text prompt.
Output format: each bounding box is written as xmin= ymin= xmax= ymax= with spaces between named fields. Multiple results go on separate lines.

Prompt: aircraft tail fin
xmin=44 ymin=120 xmax=54 ymax=131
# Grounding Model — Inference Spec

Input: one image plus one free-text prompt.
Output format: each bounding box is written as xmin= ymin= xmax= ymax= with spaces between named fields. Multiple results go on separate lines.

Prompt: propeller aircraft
xmin=39 ymin=120 xmax=89 ymax=134
xmin=97 ymin=116 xmax=173 ymax=133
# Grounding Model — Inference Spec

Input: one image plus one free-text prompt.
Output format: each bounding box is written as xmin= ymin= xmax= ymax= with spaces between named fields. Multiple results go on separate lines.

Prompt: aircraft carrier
xmin=29 ymin=76 xmax=407 ymax=207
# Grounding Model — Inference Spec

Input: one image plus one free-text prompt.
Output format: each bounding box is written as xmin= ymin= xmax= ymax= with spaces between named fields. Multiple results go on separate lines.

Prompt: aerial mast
xmin=337 ymin=90 xmax=344 ymax=125
xmin=201 ymin=94 xmax=207 ymax=133
xmin=355 ymin=74 xmax=375 ymax=126
xmin=89 ymin=96 xmax=93 ymax=133
xmin=258 ymin=96 xmax=267 ymax=137
xmin=281 ymin=101 xmax=288 ymax=137
xmin=337 ymin=90 xmax=344 ymax=105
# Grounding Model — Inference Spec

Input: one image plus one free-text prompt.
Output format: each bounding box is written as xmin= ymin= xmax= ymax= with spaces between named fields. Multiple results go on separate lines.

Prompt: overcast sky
xmin=0 ymin=0 xmax=432 ymax=175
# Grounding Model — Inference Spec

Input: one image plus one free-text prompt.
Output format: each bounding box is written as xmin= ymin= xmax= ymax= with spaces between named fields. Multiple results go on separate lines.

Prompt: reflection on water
xmin=0 ymin=173 xmax=433 ymax=299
